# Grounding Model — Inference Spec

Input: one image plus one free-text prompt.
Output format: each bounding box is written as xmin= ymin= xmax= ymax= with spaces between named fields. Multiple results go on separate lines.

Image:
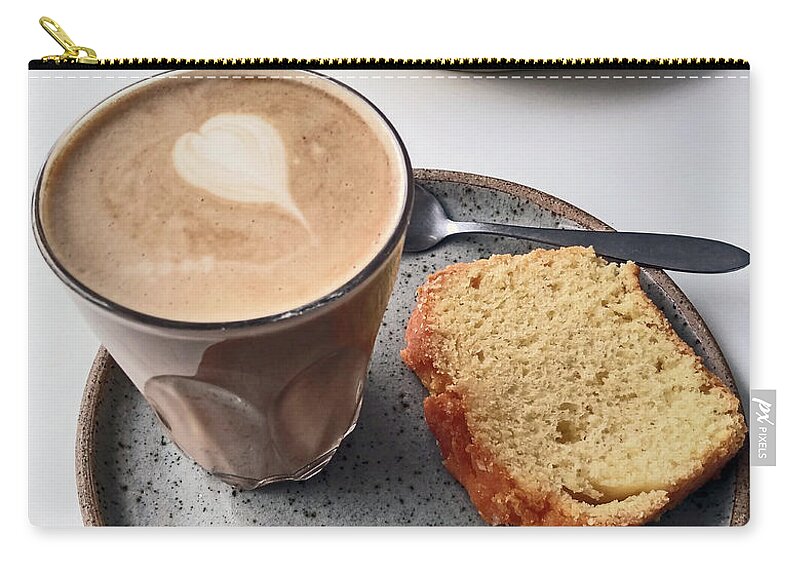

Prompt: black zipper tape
xmin=28 ymin=57 xmax=750 ymax=71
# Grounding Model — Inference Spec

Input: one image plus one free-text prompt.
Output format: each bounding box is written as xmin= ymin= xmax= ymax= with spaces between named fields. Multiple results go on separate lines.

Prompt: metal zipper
xmin=31 ymin=16 xmax=750 ymax=70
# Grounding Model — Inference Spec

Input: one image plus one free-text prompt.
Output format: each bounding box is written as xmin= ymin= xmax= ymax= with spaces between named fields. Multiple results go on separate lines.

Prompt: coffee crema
xmin=40 ymin=72 xmax=405 ymax=322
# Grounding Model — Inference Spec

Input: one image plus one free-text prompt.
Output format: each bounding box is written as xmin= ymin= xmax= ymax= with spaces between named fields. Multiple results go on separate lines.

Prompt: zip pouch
xmin=29 ymin=17 xmax=750 ymax=527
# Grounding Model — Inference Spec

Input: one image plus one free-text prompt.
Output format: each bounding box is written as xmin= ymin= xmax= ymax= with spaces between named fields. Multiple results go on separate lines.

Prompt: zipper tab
xmin=31 ymin=16 xmax=748 ymax=70
xmin=39 ymin=16 xmax=98 ymax=65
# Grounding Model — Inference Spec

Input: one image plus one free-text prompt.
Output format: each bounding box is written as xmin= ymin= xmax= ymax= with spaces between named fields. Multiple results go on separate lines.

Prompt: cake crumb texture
xmin=401 ymin=246 xmax=746 ymax=526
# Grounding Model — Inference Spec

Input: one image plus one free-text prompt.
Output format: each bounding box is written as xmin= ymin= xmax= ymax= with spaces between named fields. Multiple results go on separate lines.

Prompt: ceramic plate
xmin=76 ymin=169 xmax=749 ymax=526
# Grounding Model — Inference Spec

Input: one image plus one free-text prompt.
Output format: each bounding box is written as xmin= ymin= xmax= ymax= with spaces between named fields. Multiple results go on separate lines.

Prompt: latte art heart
xmin=172 ymin=113 xmax=309 ymax=229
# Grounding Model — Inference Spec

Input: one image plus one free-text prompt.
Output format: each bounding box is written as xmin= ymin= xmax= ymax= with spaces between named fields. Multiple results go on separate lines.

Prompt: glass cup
xmin=32 ymin=70 xmax=413 ymax=489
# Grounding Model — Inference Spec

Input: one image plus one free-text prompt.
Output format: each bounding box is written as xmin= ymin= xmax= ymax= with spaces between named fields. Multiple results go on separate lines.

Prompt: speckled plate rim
xmin=76 ymin=168 xmax=749 ymax=527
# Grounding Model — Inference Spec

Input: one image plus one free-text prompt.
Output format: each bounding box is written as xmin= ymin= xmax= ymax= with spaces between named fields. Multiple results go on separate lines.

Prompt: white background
xmin=7 ymin=0 xmax=795 ymax=567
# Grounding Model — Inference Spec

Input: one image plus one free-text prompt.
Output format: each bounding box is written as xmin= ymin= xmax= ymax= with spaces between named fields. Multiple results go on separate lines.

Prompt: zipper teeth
xmin=31 ymin=57 xmax=750 ymax=69
xmin=101 ymin=57 xmax=747 ymax=67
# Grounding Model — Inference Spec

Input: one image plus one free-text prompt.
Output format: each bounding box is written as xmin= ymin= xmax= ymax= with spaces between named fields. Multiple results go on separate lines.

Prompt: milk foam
xmin=44 ymin=75 xmax=403 ymax=322
xmin=172 ymin=113 xmax=309 ymax=229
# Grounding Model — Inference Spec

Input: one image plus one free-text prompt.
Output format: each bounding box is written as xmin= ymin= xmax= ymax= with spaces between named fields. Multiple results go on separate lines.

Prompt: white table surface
xmin=28 ymin=68 xmax=749 ymax=526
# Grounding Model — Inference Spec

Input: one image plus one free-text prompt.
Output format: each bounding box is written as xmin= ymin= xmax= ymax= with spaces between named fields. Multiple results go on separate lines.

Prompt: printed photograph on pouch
xmin=29 ymin=19 xmax=750 ymax=527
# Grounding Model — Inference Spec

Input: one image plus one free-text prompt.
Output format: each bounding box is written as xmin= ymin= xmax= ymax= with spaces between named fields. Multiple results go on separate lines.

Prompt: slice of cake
xmin=401 ymin=246 xmax=746 ymax=526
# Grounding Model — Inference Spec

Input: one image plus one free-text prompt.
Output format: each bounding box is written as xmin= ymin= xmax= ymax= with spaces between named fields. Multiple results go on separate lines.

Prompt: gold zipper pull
xmin=39 ymin=16 xmax=98 ymax=64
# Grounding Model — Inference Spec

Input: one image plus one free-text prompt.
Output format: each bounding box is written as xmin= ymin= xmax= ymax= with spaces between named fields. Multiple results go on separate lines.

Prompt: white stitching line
xmin=28 ymin=74 xmax=750 ymax=80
